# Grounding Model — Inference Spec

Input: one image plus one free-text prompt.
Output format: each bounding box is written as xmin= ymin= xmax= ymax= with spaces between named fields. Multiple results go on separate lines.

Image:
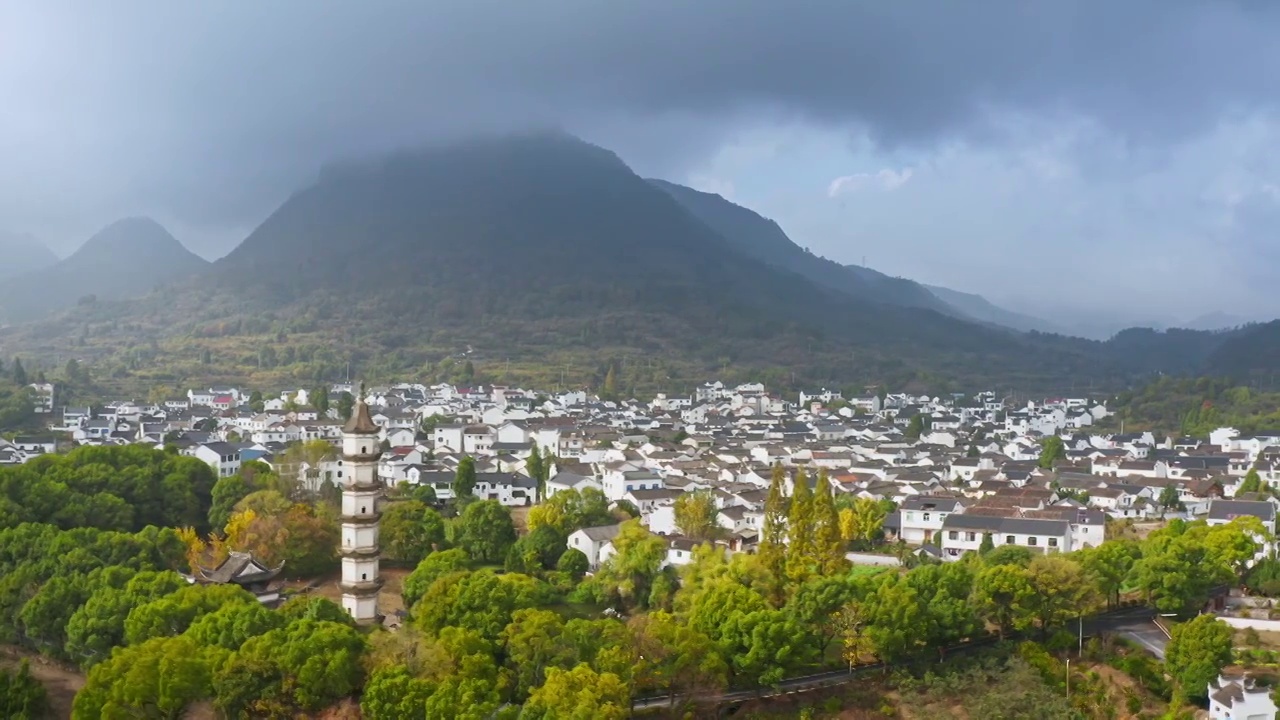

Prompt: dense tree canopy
xmin=381 ymin=500 xmax=447 ymax=566
xmin=0 ymin=381 xmax=36 ymax=433
xmin=4 ymin=426 xmax=1274 ymax=719
xmin=0 ymin=661 xmax=48 ymax=719
xmin=1165 ymin=615 xmax=1234 ymax=699
xmin=526 ymin=487 xmax=614 ymax=536
xmin=455 ymin=500 xmax=517 ymax=564
xmin=0 ymin=446 xmax=217 ymax=533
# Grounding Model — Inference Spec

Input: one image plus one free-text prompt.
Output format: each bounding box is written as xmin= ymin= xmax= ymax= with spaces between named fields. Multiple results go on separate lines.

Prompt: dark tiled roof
xmin=1208 ymin=499 xmax=1276 ymax=523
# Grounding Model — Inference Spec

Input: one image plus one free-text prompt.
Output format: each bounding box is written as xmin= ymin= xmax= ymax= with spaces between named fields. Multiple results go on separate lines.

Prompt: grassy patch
xmin=848 ymin=564 xmax=894 ymax=578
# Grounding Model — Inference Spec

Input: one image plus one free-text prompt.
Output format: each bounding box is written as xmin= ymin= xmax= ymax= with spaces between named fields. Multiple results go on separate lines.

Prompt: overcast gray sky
xmin=3 ymin=1 xmax=1279 ymax=324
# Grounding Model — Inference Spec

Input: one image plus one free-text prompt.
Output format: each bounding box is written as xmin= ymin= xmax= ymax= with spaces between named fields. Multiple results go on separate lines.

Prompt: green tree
xmin=628 ymin=611 xmax=728 ymax=704
xmin=65 ymin=570 xmax=187 ymax=667
xmin=602 ymin=365 xmax=618 ymax=398
xmin=185 ymin=601 xmax=285 ymax=651
xmin=1158 ymin=485 xmax=1185 ymax=516
xmin=11 ymin=358 xmax=26 ymax=385
xmin=557 ymin=548 xmax=589 ymax=578
xmin=505 ymin=525 xmax=568 ymax=573
xmin=906 ymin=563 xmax=980 ymax=650
xmin=500 ymin=608 xmax=576 ymax=698
xmin=1024 ymin=555 xmax=1096 ymax=632
xmin=1124 ymin=517 xmax=1260 ymax=630
xmin=527 ymin=487 xmax=613 ymax=536
xmin=1237 ymin=469 xmax=1264 ymax=496
xmin=785 ymin=468 xmax=816 ymax=584
xmin=213 ymin=619 xmax=366 ymax=716
xmin=248 ymin=390 xmax=264 ymax=413
xmin=1165 ymin=615 xmax=1233 ymax=699
xmin=73 ymin=635 xmax=225 ymax=720
xmin=414 ymin=571 xmax=550 ymax=642
xmin=983 ymin=544 xmax=1035 ymax=567
xmin=587 ymin=520 xmax=667 ymax=610
xmin=905 ymin=413 xmax=926 ymax=439
xmin=311 ymin=386 xmax=330 ymax=414
xmin=381 ymin=501 xmax=447 ymax=565
xmin=757 ymin=463 xmax=788 ymax=594
xmin=811 ymin=470 xmax=846 ymax=575
xmin=63 ymin=357 xmax=84 ymax=384
xmin=684 ymin=576 xmax=770 ymax=645
xmin=673 ymin=490 xmax=719 ymax=541
xmin=19 ymin=572 xmax=97 ymax=660
xmin=0 ymin=661 xmax=48 ymax=719
xmin=402 ymin=548 xmax=471 ymax=609
xmin=788 ymin=575 xmax=862 ymax=656
xmin=456 ymin=500 xmax=517 ymax=563
xmin=1038 ymin=435 xmax=1067 ymax=469
xmin=0 ymin=445 xmax=218 ymax=533
xmin=978 ymin=532 xmax=996 ymax=555
xmin=865 ymin=574 xmax=928 ymax=663
xmin=1079 ymin=540 xmax=1139 ymax=609
xmin=837 ymin=497 xmax=887 ymax=548
xmin=124 ymin=583 xmax=256 ymax=645
xmin=527 ymin=444 xmax=552 ymax=503
xmin=336 ymin=391 xmax=354 ymax=421
xmin=208 ymin=474 xmax=257 ymax=531
xmin=973 ymin=563 xmax=1035 ymax=639
xmin=723 ymin=608 xmax=818 ymax=687
xmin=453 ymin=456 xmax=478 ymax=501
xmin=522 ymin=663 xmax=631 ymax=720
xmin=360 ymin=667 xmax=433 ymax=720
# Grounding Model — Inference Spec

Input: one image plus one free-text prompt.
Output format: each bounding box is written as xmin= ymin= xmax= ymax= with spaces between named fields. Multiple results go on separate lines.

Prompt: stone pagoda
xmin=339 ymin=385 xmax=383 ymax=623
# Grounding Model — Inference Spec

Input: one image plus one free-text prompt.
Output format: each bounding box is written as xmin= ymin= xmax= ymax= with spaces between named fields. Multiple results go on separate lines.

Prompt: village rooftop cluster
xmin=3 ymin=380 xmax=1279 ymax=567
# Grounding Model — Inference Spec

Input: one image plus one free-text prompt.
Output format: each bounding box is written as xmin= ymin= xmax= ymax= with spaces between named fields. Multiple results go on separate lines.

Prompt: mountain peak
xmin=76 ymin=217 xmax=191 ymax=257
xmin=0 ymin=218 xmax=209 ymax=322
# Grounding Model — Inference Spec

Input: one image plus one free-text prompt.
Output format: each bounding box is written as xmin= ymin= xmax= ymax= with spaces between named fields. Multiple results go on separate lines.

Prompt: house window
xmin=948 ymin=531 xmax=958 ymax=540
xmin=966 ymin=532 xmax=976 ymax=542
xmin=1027 ymin=537 xmax=1038 ymax=546
xmin=923 ymin=513 xmax=931 ymax=522
xmin=905 ymin=512 xmax=914 ymax=521
xmin=362 ymin=446 xmax=367 ymax=454
xmin=1048 ymin=538 xmax=1058 ymax=548
xmin=361 ymin=506 xmax=367 ymax=514
xmin=361 ymin=573 xmax=367 ymax=580
xmin=1005 ymin=535 xmax=1015 ymax=545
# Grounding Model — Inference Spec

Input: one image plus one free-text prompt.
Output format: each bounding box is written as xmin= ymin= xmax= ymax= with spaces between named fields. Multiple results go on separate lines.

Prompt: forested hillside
xmin=1101 ymin=376 xmax=1280 ymax=436
xmin=649 ymin=179 xmax=955 ymax=315
xmin=0 ymin=134 xmax=1247 ymax=398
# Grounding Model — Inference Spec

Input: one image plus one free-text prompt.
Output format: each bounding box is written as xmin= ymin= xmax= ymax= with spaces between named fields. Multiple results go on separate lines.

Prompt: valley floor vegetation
xmin=0 ymin=447 xmax=1267 ymax=717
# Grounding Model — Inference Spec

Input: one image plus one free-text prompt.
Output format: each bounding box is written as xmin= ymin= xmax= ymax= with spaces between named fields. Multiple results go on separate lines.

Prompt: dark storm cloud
xmin=3 ymin=1 xmax=1280 ymax=255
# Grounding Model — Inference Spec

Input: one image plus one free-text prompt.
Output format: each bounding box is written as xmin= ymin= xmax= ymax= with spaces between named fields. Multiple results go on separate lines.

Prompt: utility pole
xmin=1065 ymin=657 xmax=1070 ymax=702
xmin=1078 ymin=614 xmax=1083 ymax=657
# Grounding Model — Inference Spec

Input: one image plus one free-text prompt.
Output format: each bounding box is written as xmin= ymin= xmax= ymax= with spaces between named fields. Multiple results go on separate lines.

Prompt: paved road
xmin=632 ymin=606 xmax=1165 ymax=713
